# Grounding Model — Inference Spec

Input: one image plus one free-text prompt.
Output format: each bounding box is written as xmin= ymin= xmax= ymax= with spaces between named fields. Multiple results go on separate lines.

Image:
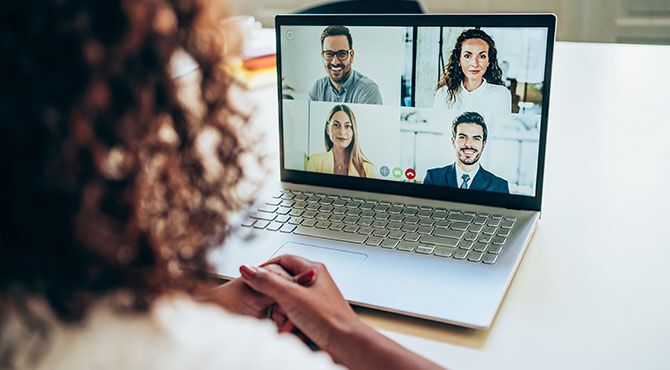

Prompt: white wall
xmin=279 ymin=26 xmax=403 ymax=105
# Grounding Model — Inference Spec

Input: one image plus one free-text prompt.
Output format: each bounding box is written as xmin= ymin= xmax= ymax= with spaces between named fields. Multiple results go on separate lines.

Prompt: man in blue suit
xmin=423 ymin=112 xmax=509 ymax=194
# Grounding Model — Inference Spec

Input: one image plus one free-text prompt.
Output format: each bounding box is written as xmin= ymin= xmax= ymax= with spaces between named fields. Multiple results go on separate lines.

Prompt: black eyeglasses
xmin=322 ymin=49 xmax=352 ymax=61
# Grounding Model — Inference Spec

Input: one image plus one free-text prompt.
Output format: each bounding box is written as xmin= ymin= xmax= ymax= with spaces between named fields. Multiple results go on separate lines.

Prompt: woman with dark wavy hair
xmin=434 ymin=28 xmax=511 ymax=115
xmin=0 ymin=0 xmax=441 ymax=369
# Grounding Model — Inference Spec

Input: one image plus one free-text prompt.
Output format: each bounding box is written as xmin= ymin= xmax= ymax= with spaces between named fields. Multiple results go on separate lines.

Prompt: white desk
xmin=236 ymin=41 xmax=670 ymax=369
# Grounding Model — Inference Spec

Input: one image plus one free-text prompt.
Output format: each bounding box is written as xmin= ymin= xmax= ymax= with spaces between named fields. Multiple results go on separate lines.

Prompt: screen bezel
xmin=275 ymin=13 xmax=556 ymax=212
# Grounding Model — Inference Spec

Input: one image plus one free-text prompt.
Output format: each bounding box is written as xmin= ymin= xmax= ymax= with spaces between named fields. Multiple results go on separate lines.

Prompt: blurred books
xmin=223 ymin=28 xmax=276 ymax=90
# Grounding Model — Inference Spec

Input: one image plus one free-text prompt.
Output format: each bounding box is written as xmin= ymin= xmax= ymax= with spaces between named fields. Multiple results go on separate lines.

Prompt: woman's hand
xmin=197 ymin=264 xmax=291 ymax=319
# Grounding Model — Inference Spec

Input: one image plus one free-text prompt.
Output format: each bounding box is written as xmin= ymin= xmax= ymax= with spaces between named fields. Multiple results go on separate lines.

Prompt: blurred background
xmin=228 ymin=0 xmax=670 ymax=45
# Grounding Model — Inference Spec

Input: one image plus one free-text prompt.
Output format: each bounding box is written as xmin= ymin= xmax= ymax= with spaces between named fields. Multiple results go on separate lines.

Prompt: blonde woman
xmin=307 ymin=104 xmax=378 ymax=178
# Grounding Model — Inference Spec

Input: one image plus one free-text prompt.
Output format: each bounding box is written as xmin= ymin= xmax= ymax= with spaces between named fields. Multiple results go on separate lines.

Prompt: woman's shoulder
xmin=485 ymin=81 xmax=511 ymax=96
xmin=23 ymin=296 xmax=340 ymax=370
xmin=310 ymin=152 xmax=331 ymax=161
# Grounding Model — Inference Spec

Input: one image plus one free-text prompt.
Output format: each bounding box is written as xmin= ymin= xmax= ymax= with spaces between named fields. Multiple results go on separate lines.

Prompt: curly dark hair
xmin=0 ymin=0 xmax=260 ymax=337
xmin=436 ymin=28 xmax=504 ymax=106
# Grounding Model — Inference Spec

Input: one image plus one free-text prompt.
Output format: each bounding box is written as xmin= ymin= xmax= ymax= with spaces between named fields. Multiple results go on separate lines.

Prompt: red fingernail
xmin=295 ymin=269 xmax=316 ymax=286
xmin=239 ymin=265 xmax=258 ymax=280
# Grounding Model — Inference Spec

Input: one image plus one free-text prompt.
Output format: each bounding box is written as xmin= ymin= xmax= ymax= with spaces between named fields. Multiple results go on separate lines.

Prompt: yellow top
xmin=306 ymin=151 xmax=378 ymax=178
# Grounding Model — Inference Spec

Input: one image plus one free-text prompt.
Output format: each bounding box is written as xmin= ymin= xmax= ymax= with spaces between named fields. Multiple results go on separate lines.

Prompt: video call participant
xmin=307 ymin=105 xmax=378 ymax=178
xmin=309 ymin=26 xmax=383 ymax=105
xmin=433 ymin=29 xmax=511 ymax=115
xmin=424 ymin=112 xmax=509 ymax=193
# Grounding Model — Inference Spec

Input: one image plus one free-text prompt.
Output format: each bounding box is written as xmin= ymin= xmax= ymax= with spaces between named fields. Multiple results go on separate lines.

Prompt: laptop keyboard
xmin=241 ymin=190 xmax=517 ymax=265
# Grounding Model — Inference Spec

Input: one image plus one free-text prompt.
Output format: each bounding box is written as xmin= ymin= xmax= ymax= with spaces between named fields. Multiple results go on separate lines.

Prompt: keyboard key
xmin=357 ymin=227 xmax=374 ymax=235
xmin=329 ymin=214 xmax=345 ymax=223
xmin=279 ymin=224 xmax=296 ymax=233
xmin=403 ymin=233 xmax=420 ymax=242
xmin=275 ymin=215 xmax=290 ymax=223
xmin=396 ymin=242 xmax=417 ymax=252
xmin=293 ymin=201 xmax=307 ymax=209
xmin=294 ymin=195 xmax=308 ymax=201
xmin=289 ymin=209 xmax=304 ymax=217
xmin=305 ymin=203 xmax=320 ymax=211
xmin=346 ymin=201 xmax=362 ymax=208
xmin=488 ymin=245 xmax=503 ymax=254
xmin=272 ymin=191 xmax=284 ymax=199
xmin=478 ymin=235 xmax=493 ymax=243
xmin=497 ymin=228 xmax=511 ymax=237
xmin=473 ymin=216 xmax=487 ymax=225
xmin=401 ymin=224 xmax=418 ymax=233
xmin=453 ymin=250 xmax=468 ymax=260
xmin=288 ymin=216 xmax=303 ymax=225
xmin=404 ymin=216 xmax=420 ymax=224
xmin=406 ymin=204 xmax=419 ymax=209
xmin=372 ymin=220 xmax=388 ymax=228
xmin=417 ymin=226 xmax=434 ymax=235
xmin=450 ymin=222 xmax=469 ymax=231
xmin=416 ymin=245 xmax=435 ymax=254
xmin=258 ymin=205 xmax=278 ymax=213
xmin=387 ymin=222 xmax=402 ymax=230
xmin=319 ymin=199 xmax=333 ymax=205
xmin=483 ymin=253 xmax=499 ymax=264
xmin=357 ymin=218 xmax=373 ymax=227
xmin=492 ymin=236 xmax=506 ymax=245
xmin=372 ymin=228 xmax=389 ymax=237
xmin=387 ymin=231 xmax=405 ymax=240
xmin=418 ymin=218 xmax=434 ymax=226
xmin=319 ymin=205 xmax=334 ymax=213
xmin=491 ymin=214 xmax=503 ymax=220
xmin=251 ymin=212 xmax=276 ymax=221
xmin=365 ymin=237 xmax=383 ymax=246
xmin=473 ymin=242 xmax=488 ymax=252
xmin=380 ymin=239 xmax=398 ymax=249
xmin=281 ymin=193 xmax=295 ymax=200
xmin=343 ymin=225 xmax=359 ymax=233
xmin=302 ymin=219 xmax=317 ymax=227
xmin=332 ymin=200 xmax=346 ymax=207
xmin=265 ymin=199 xmax=281 ymax=206
xmin=343 ymin=216 xmax=359 ymax=224
xmin=241 ymin=218 xmax=256 ymax=227
xmin=448 ymin=214 xmax=474 ymax=223
xmin=434 ymin=220 xmax=450 ymax=228
xmin=280 ymin=200 xmax=294 ymax=207
xmin=392 ymin=202 xmax=405 ymax=207
xmin=434 ymin=247 xmax=456 ymax=257
xmin=468 ymin=224 xmax=483 ymax=233
xmin=482 ymin=226 xmax=497 ymax=235
xmin=402 ymin=208 xmax=418 ymax=216
xmin=359 ymin=210 xmax=375 ymax=218
xmin=419 ymin=235 xmax=458 ymax=247
xmin=477 ymin=212 xmax=490 ymax=218
xmin=373 ymin=205 xmax=389 ymax=212
xmin=434 ymin=228 xmax=464 ymax=239
xmin=487 ymin=219 xmax=502 ymax=227
xmin=276 ymin=207 xmax=290 ymax=215
xmin=463 ymin=211 xmax=476 ymax=216
xmin=431 ymin=212 xmax=448 ymax=220
xmin=389 ymin=214 xmax=404 ymax=222
xmin=373 ymin=212 xmax=390 ymax=220
xmin=266 ymin=222 xmax=283 ymax=231
xmin=501 ymin=220 xmax=515 ymax=229
xmin=329 ymin=223 xmax=345 ymax=231
xmin=315 ymin=220 xmax=330 ymax=229
xmin=253 ymin=220 xmax=270 ymax=229
xmin=463 ymin=232 xmax=478 ymax=241
xmin=360 ymin=203 xmax=375 ymax=211
xmin=417 ymin=210 xmax=433 ymax=218
xmin=315 ymin=212 xmax=330 ymax=220
xmin=504 ymin=216 xmax=517 ymax=221
xmin=419 ymin=205 xmax=433 ymax=211
xmin=457 ymin=241 xmax=473 ymax=250
xmin=467 ymin=251 xmax=483 ymax=262
xmin=302 ymin=210 xmax=317 ymax=219
xmin=294 ymin=226 xmax=367 ymax=243
xmin=345 ymin=209 xmax=361 ymax=217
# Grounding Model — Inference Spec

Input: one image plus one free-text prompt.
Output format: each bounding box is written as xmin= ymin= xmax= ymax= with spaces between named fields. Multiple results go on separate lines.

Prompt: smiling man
xmin=423 ymin=112 xmax=509 ymax=193
xmin=309 ymin=26 xmax=383 ymax=105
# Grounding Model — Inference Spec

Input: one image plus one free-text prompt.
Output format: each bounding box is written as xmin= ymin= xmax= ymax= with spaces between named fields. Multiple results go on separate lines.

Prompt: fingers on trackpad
xmin=271 ymin=243 xmax=367 ymax=286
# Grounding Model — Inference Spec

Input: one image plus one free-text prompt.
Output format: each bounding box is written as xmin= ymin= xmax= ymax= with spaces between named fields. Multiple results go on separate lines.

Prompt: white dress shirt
xmin=455 ymin=163 xmax=481 ymax=189
xmin=433 ymin=80 xmax=511 ymax=115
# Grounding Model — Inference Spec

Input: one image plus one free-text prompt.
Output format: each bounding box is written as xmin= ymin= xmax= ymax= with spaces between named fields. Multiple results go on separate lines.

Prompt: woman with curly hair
xmin=433 ymin=28 xmax=511 ymax=115
xmin=0 ymin=0 xmax=441 ymax=369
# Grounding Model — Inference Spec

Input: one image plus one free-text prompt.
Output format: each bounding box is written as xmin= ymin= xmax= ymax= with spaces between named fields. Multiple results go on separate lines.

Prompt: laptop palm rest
xmin=271 ymin=242 xmax=367 ymax=287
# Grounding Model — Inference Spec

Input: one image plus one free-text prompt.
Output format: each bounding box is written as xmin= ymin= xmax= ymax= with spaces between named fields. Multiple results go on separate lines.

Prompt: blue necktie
xmin=461 ymin=174 xmax=470 ymax=189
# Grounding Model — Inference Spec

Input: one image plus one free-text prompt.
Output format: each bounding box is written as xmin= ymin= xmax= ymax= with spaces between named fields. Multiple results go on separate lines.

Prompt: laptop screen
xmin=277 ymin=15 xmax=555 ymax=210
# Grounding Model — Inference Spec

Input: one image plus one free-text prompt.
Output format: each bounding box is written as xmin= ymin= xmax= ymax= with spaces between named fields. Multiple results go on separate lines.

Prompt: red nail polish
xmin=295 ymin=269 xmax=316 ymax=286
xmin=239 ymin=265 xmax=258 ymax=280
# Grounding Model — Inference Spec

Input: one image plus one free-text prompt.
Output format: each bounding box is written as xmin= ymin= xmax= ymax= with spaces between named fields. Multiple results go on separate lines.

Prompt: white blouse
xmin=433 ymin=80 xmax=512 ymax=116
xmin=3 ymin=296 xmax=343 ymax=370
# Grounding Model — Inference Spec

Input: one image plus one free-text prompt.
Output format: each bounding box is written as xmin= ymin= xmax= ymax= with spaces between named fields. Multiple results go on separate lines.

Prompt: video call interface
xmin=280 ymin=24 xmax=549 ymax=196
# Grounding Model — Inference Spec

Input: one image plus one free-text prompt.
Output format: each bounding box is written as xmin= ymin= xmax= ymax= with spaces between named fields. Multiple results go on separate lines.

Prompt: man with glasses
xmin=309 ymin=26 xmax=383 ymax=104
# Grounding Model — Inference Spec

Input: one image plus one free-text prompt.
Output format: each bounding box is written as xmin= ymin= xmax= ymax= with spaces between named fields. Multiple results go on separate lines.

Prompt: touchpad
xmin=270 ymin=243 xmax=367 ymax=287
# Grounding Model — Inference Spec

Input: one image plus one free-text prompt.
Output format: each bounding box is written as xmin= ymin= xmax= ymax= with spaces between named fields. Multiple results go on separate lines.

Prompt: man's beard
xmin=457 ymin=148 xmax=481 ymax=165
xmin=329 ymin=65 xmax=351 ymax=83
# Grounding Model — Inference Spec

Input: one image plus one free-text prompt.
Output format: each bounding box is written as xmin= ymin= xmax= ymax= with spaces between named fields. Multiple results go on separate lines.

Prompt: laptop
xmin=210 ymin=14 xmax=556 ymax=329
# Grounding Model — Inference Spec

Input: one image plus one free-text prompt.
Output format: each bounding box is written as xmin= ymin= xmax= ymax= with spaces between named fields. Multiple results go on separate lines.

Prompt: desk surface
xmin=242 ymin=41 xmax=670 ymax=369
